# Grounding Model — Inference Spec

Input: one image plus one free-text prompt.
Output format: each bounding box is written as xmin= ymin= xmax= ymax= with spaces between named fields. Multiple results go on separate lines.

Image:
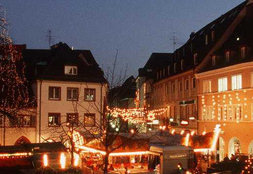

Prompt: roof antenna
xmin=170 ymin=32 xmax=177 ymax=52
xmin=46 ymin=29 xmax=55 ymax=48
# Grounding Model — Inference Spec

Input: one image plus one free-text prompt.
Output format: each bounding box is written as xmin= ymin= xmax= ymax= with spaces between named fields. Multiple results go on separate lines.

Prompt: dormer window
xmin=241 ymin=47 xmax=246 ymax=59
xmin=65 ymin=66 xmax=77 ymax=75
xmin=181 ymin=59 xmax=184 ymax=70
xmin=205 ymin=34 xmax=208 ymax=45
xmin=225 ymin=51 xmax=230 ymax=62
xmin=194 ymin=53 xmax=198 ymax=65
xmin=174 ymin=63 xmax=177 ymax=73
xmin=211 ymin=55 xmax=216 ymax=66
xmin=167 ymin=66 xmax=170 ymax=75
xmin=211 ymin=31 xmax=215 ymax=41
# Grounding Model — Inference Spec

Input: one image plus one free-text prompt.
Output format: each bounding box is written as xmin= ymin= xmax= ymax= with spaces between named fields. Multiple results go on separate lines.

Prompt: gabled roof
xmin=23 ymin=42 xmax=107 ymax=83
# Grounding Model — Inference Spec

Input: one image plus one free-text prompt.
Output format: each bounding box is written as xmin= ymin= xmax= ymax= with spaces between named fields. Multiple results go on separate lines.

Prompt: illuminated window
xmin=203 ymin=80 xmax=211 ymax=93
xmin=218 ymin=77 xmax=228 ymax=92
xmin=49 ymin=87 xmax=61 ymax=100
xmin=67 ymin=88 xmax=78 ymax=101
xmin=65 ymin=66 xmax=77 ymax=75
xmin=240 ymin=47 xmax=246 ymax=59
xmin=194 ymin=53 xmax=198 ymax=65
xmin=84 ymin=113 xmax=95 ymax=127
xmin=225 ymin=51 xmax=230 ymax=62
xmin=48 ymin=113 xmax=61 ymax=126
xmin=84 ymin=88 xmax=95 ymax=101
xmin=16 ymin=115 xmax=34 ymax=127
xmin=67 ymin=113 xmax=78 ymax=126
xmin=212 ymin=55 xmax=216 ymax=66
xmin=231 ymin=74 xmax=242 ymax=90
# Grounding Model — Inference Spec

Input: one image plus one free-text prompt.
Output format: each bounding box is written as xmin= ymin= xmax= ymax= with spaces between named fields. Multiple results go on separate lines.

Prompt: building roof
xmin=153 ymin=0 xmax=248 ymax=81
xmin=197 ymin=0 xmax=253 ymax=73
xmin=138 ymin=53 xmax=172 ymax=79
xmin=23 ymin=42 xmax=107 ymax=83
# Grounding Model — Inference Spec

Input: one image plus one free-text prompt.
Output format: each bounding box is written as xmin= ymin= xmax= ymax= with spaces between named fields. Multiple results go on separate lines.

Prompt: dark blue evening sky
xmin=1 ymin=0 xmax=245 ymax=77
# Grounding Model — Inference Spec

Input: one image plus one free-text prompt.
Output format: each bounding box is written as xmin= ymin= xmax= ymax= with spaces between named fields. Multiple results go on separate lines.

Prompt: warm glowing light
xmin=110 ymin=151 xmax=150 ymax=156
xmin=76 ymin=145 xmax=106 ymax=155
xmin=60 ymin=152 xmax=66 ymax=169
xmin=193 ymin=148 xmax=210 ymax=152
xmin=211 ymin=124 xmax=221 ymax=151
xmin=162 ymin=125 xmax=166 ymax=130
xmin=190 ymin=131 xmax=195 ymax=136
xmin=180 ymin=130 xmax=185 ymax=135
xmin=0 ymin=152 xmax=32 ymax=158
xmin=184 ymin=133 xmax=190 ymax=147
xmin=130 ymin=129 xmax=135 ymax=134
xmin=74 ymin=153 xmax=79 ymax=167
xmin=202 ymin=131 xmax=206 ymax=135
xmin=43 ymin=154 xmax=48 ymax=167
xmin=169 ymin=118 xmax=174 ymax=122
xmin=171 ymin=129 xmax=175 ymax=135
xmin=189 ymin=117 xmax=195 ymax=120
xmin=181 ymin=120 xmax=189 ymax=126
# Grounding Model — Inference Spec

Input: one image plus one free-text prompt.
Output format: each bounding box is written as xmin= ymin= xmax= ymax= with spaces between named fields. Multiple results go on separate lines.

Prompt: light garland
xmin=107 ymin=106 xmax=167 ymax=123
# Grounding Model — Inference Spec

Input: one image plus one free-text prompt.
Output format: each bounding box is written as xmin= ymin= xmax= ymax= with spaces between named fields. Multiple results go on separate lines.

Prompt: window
xmin=179 ymin=81 xmax=183 ymax=91
xmin=67 ymin=113 xmax=78 ymax=126
xmin=225 ymin=51 xmax=230 ymax=62
xmin=65 ymin=66 xmax=77 ymax=75
xmin=232 ymin=74 xmax=242 ymax=90
xmin=48 ymin=113 xmax=61 ymax=126
xmin=67 ymin=88 xmax=79 ymax=101
xmin=84 ymin=113 xmax=95 ymax=127
xmin=174 ymin=63 xmax=177 ymax=73
xmin=205 ymin=34 xmax=208 ymax=45
xmin=84 ymin=88 xmax=96 ymax=101
xmin=218 ymin=77 xmax=228 ymax=92
xmin=49 ymin=87 xmax=61 ymax=100
xmin=212 ymin=55 xmax=216 ymax=66
xmin=203 ymin=80 xmax=211 ymax=93
xmin=185 ymin=79 xmax=189 ymax=90
xmin=241 ymin=47 xmax=246 ymax=59
xmin=0 ymin=115 xmax=3 ymax=127
xmin=181 ymin=59 xmax=184 ymax=70
xmin=16 ymin=115 xmax=34 ymax=127
xmin=192 ymin=78 xmax=196 ymax=88
xmin=211 ymin=31 xmax=215 ymax=41
xmin=251 ymin=72 xmax=253 ymax=87
xmin=167 ymin=66 xmax=170 ymax=75
xmin=194 ymin=53 xmax=198 ymax=65
xmin=172 ymin=83 xmax=175 ymax=93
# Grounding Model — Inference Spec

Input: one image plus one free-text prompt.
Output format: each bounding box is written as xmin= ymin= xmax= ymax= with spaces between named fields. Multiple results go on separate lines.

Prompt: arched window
xmin=228 ymin=137 xmax=240 ymax=158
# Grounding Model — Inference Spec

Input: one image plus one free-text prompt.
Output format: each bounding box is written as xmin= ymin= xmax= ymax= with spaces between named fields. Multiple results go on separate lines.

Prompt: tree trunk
xmin=104 ymin=153 xmax=109 ymax=174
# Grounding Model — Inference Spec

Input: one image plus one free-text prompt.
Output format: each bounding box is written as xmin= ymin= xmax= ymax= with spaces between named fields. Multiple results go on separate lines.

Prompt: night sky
xmin=1 ymin=0 xmax=245 ymax=77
